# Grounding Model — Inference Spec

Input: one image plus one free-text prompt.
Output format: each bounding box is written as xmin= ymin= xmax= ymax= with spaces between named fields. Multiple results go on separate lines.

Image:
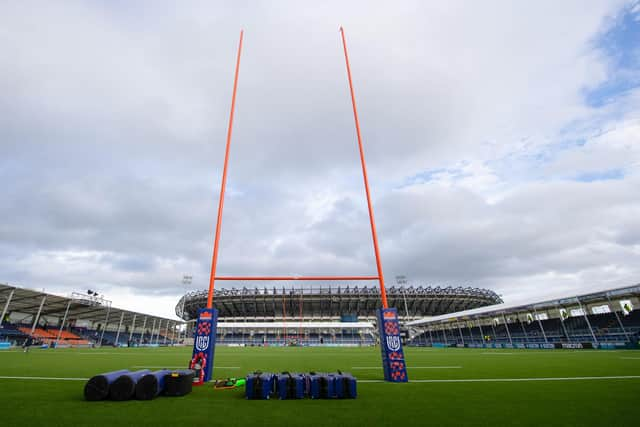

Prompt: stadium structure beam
xmin=150 ymin=318 xmax=156 ymax=345
xmin=242 ymin=295 xmax=248 ymax=321
xmin=6 ymin=294 xmax=47 ymax=306
xmin=0 ymin=289 xmax=14 ymax=328
xmin=55 ymin=299 xmax=72 ymax=345
xmin=114 ymin=312 xmax=124 ymax=346
xmin=60 ymin=306 xmax=106 ymax=320
xmin=271 ymin=295 xmax=277 ymax=320
xmin=141 ymin=316 xmax=148 ymax=343
xmin=157 ymin=319 xmax=165 ymax=344
xmin=129 ymin=314 xmax=137 ymax=343
xmin=518 ymin=314 xmax=529 ymax=343
xmin=410 ymin=295 xmax=420 ymax=318
xmin=99 ymin=305 xmax=110 ymax=347
xmin=533 ymin=308 xmax=548 ymax=343
xmin=490 ymin=320 xmax=498 ymax=342
xmin=576 ymin=296 xmax=598 ymax=344
xmin=606 ymin=293 xmax=629 ymax=341
xmin=254 ymin=292 xmax=259 ymax=320
xmin=30 ymin=295 xmax=46 ymax=334
xmin=262 ymin=293 xmax=268 ymax=321
xmin=155 ymin=319 xmax=161 ymax=344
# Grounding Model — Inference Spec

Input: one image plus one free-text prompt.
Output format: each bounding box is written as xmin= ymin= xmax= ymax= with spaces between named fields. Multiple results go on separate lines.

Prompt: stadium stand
xmin=175 ymin=283 xmax=502 ymax=346
xmin=0 ymin=283 xmax=183 ymax=348
xmin=177 ymin=284 xmax=502 ymax=322
xmin=406 ymin=284 xmax=640 ymax=349
xmin=211 ymin=321 xmax=378 ymax=346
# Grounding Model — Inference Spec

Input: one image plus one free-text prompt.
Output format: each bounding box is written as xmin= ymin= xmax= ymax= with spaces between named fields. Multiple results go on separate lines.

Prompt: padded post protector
xmin=190 ymin=308 xmax=218 ymax=383
xmin=376 ymin=307 xmax=409 ymax=382
xmin=164 ymin=370 xmax=195 ymax=397
xmin=109 ymin=370 xmax=151 ymax=401
xmin=84 ymin=369 xmax=130 ymax=401
xmin=135 ymin=370 xmax=172 ymax=400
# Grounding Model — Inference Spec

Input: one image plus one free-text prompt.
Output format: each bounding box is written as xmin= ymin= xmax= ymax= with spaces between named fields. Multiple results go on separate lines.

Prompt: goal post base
xmin=376 ymin=307 xmax=409 ymax=382
xmin=190 ymin=308 xmax=218 ymax=383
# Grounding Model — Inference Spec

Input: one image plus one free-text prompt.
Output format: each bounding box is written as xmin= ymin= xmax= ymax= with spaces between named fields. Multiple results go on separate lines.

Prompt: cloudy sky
xmin=1 ymin=1 xmax=639 ymax=319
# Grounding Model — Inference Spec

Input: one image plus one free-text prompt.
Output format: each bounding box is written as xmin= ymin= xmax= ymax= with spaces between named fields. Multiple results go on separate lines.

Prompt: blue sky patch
xmin=585 ymin=1 xmax=640 ymax=107
xmin=573 ymin=168 xmax=625 ymax=182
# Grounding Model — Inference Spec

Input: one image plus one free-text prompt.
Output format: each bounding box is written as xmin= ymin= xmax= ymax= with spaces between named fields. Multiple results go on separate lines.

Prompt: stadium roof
xmin=406 ymin=283 xmax=640 ymax=327
xmin=0 ymin=283 xmax=179 ymax=327
xmin=177 ymin=284 xmax=503 ymax=321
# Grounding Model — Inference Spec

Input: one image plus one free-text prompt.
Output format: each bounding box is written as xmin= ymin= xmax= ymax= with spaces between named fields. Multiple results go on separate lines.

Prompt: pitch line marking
xmin=481 ymin=352 xmax=515 ymax=355
xmin=358 ymin=375 xmax=640 ymax=383
xmin=1 ymin=375 xmax=638 ymax=383
xmin=76 ymin=352 xmax=155 ymax=355
xmin=132 ymin=366 xmax=240 ymax=369
xmin=352 ymin=366 xmax=462 ymax=369
xmin=0 ymin=376 xmax=88 ymax=381
xmin=620 ymin=357 xmax=640 ymax=360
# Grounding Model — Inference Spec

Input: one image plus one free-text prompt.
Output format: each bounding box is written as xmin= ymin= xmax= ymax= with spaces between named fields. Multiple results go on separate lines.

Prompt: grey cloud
xmin=1 ymin=1 xmax=638 ymax=318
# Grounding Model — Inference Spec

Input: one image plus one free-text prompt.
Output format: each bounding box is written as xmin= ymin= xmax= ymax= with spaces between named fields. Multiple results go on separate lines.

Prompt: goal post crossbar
xmin=206 ymin=28 xmax=390 ymax=309
xmin=214 ymin=276 xmax=379 ymax=281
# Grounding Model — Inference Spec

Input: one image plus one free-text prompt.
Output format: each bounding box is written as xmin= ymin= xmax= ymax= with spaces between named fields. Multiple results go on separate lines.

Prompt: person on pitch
xmin=22 ymin=335 xmax=34 ymax=353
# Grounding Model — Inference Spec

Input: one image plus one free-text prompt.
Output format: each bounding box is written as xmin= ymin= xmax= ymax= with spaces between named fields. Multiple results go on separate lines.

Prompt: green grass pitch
xmin=1 ymin=346 xmax=639 ymax=426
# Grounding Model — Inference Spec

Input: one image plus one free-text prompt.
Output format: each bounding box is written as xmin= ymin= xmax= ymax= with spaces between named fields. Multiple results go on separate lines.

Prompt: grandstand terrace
xmin=176 ymin=284 xmax=502 ymax=346
xmin=406 ymin=283 xmax=640 ymax=349
xmin=176 ymin=284 xmax=503 ymax=323
xmin=0 ymin=283 xmax=184 ymax=347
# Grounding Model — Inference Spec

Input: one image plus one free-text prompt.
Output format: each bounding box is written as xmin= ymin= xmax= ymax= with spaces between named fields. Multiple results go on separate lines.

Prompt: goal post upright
xmin=339 ymin=26 xmax=388 ymax=310
xmin=191 ymin=30 xmax=243 ymax=384
xmin=339 ymin=27 xmax=408 ymax=382
xmin=207 ymin=29 xmax=244 ymax=310
xmin=191 ymin=28 xmax=408 ymax=383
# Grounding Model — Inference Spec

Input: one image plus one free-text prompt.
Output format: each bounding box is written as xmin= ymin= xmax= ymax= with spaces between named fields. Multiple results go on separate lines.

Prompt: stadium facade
xmin=174 ymin=284 xmax=503 ymax=346
xmin=406 ymin=283 xmax=640 ymax=349
xmin=175 ymin=285 xmax=503 ymax=322
xmin=0 ymin=283 xmax=181 ymax=347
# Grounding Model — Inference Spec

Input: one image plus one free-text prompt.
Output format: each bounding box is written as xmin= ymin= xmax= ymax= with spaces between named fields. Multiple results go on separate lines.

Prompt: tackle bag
xmin=135 ymin=370 xmax=171 ymax=400
xmin=245 ymin=372 xmax=275 ymax=400
xmin=334 ymin=372 xmax=357 ymax=399
xmin=307 ymin=372 xmax=335 ymax=399
xmin=109 ymin=370 xmax=152 ymax=401
xmin=84 ymin=369 xmax=130 ymax=401
xmin=276 ymin=372 xmax=305 ymax=400
xmin=164 ymin=370 xmax=195 ymax=397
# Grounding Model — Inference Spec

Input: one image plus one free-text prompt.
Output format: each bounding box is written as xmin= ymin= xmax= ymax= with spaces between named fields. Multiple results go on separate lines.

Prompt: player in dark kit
xmin=22 ymin=335 xmax=34 ymax=353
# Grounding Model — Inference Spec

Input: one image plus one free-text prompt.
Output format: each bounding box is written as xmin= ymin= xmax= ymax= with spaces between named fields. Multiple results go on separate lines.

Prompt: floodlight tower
xmin=396 ymin=275 xmax=411 ymax=320
xmin=181 ymin=275 xmax=192 ymax=339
